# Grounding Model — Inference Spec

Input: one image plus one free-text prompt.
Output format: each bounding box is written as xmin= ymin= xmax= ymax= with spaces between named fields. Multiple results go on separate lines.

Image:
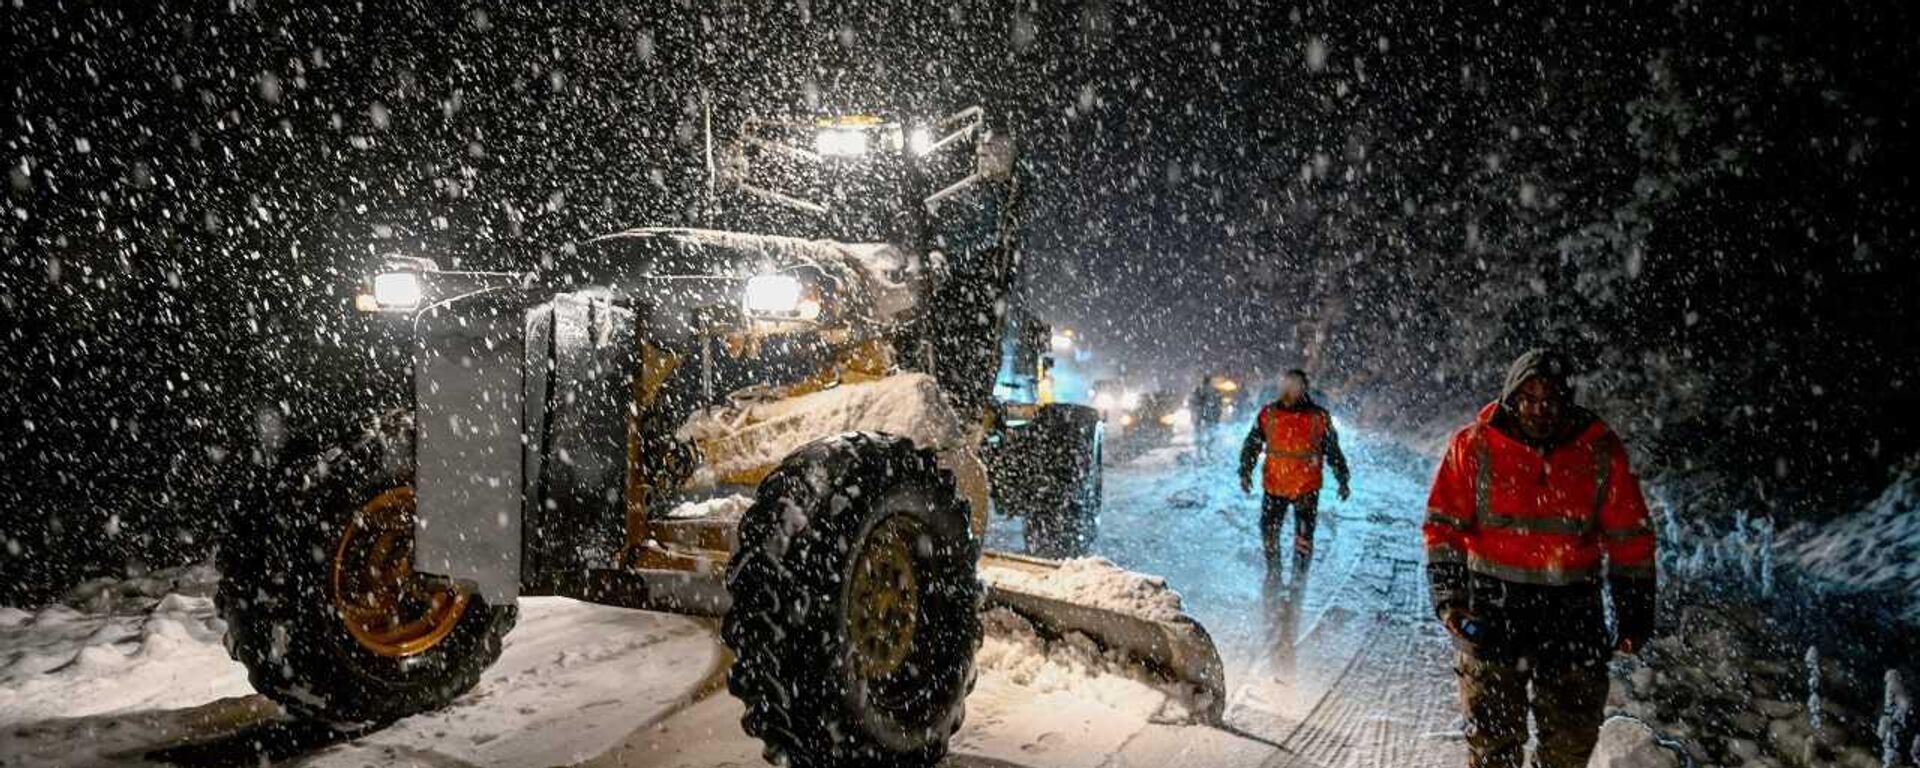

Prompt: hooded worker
xmin=1424 ymin=347 xmax=1658 ymax=768
xmin=1239 ymin=369 xmax=1351 ymax=572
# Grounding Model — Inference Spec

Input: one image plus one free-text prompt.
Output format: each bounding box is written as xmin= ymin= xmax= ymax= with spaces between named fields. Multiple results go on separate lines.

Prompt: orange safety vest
xmin=1423 ymin=402 xmax=1657 ymax=586
xmin=1258 ymin=404 xmax=1330 ymax=497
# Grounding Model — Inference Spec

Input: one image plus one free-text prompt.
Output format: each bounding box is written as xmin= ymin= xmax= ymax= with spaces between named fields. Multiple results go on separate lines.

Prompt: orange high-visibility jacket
xmin=1245 ymin=402 xmax=1348 ymax=497
xmin=1424 ymin=403 xmax=1657 ymax=586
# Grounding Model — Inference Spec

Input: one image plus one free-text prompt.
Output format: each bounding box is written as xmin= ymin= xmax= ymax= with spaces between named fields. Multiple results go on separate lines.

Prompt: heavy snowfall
xmin=5 ymin=2 xmax=1920 ymax=768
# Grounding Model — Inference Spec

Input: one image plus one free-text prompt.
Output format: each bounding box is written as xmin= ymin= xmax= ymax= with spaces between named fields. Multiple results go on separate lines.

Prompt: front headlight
xmin=356 ymin=271 xmax=426 ymax=313
xmin=907 ymin=126 xmax=933 ymax=155
xmin=371 ymin=272 xmax=424 ymax=308
xmin=743 ymin=273 xmax=805 ymax=316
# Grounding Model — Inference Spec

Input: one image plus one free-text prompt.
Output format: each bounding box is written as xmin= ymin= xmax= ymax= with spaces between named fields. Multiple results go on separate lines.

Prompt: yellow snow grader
xmin=217 ymin=106 xmax=1222 ymax=767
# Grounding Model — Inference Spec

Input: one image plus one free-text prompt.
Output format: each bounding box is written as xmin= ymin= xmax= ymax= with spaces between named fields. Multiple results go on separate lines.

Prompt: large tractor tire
xmin=1019 ymin=405 xmax=1104 ymax=559
xmin=724 ymin=433 xmax=983 ymax=768
xmin=216 ymin=411 xmax=517 ymax=726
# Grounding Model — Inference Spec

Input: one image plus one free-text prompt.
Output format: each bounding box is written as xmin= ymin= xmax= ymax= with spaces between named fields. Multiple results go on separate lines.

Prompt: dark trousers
xmin=1259 ymin=491 xmax=1318 ymax=568
xmin=1456 ymin=652 xmax=1609 ymax=768
xmin=1452 ymin=577 xmax=1614 ymax=768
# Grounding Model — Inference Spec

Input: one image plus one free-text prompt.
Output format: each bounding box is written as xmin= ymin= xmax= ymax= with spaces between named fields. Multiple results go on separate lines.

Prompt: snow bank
xmin=1588 ymin=717 xmax=1684 ymax=768
xmin=64 ymin=559 xmax=221 ymax=612
xmin=679 ymin=372 xmax=967 ymax=486
xmin=1611 ymin=596 xmax=1908 ymax=767
xmin=0 ymin=562 xmax=249 ymax=726
xmin=980 ymin=556 xmax=1187 ymax=624
xmin=1777 ymin=456 xmax=1920 ymax=624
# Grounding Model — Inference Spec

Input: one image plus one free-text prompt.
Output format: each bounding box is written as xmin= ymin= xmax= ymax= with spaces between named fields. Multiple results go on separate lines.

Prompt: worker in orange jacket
xmin=1425 ymin=348 xmax=1658 ymax=768
xmin=1239 ymin=369 xmax=1351 ymax=572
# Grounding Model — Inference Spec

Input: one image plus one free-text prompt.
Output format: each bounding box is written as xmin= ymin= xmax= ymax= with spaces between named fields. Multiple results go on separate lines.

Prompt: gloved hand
xmin=1239 ymin=474 xmax=1253 ymax=495
xmin=1609 ymin=576 xmax=1656 ymax=657
xmin=1337 ymin=481 xmax=1351 ymax=502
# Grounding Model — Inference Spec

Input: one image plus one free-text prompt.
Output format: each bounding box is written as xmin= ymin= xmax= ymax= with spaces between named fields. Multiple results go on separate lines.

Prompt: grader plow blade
xmin=977 ymin=551 xmax=1228 ymax=724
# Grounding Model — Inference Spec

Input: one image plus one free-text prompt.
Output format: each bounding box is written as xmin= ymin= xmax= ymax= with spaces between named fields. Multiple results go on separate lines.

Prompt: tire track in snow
xmin=1269 ymin=557 xmax=1411 ymax=766
xmin=1220 ymin=514 xmax=1391 ymax=740
xmin=1186 ymin=431 xmax=1463 ymax=768
xmin=1259 ymin=538 xmax=1461 ymax=768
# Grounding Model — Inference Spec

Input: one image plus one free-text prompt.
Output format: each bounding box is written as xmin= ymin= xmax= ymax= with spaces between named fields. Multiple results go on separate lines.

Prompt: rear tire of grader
xmin=723 ymin=432 xmax=983 ymax=768
xmin=216 ymin=411 xmax=517 ymax=727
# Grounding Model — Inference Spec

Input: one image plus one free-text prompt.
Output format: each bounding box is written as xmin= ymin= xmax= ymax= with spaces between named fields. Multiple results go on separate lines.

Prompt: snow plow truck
xmin=216 ymin=105 xmax=1223 ymax=767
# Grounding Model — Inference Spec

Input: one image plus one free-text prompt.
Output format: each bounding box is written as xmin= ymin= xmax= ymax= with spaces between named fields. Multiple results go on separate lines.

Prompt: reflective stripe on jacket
xmin=1423 ymin=402 xmax=1657 ymax=587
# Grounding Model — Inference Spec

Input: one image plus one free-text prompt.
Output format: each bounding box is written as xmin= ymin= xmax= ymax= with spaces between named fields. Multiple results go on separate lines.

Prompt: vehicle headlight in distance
xmin=368 ymin=272 xmax=424 ymax=310
xmin=743 ymin=273 xmax=805 ymax=316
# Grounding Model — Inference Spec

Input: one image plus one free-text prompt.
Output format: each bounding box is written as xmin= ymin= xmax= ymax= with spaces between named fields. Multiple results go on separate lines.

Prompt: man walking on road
xmin=1190 ymin=375 xmax=1225 ymax=461
xmin=1239 ymin=369 xmax=1351 ymax=572
xmin=1424 ymin=348 xmax=1658 ymax=768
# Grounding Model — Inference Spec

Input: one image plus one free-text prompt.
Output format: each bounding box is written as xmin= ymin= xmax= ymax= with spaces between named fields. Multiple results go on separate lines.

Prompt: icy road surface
xmin=1 ymin=424 xmax=1469 ymax=768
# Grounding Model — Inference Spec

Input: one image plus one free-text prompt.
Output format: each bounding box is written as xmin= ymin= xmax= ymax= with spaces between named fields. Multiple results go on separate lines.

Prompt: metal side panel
xmin=520 ymin=301 xmax=555 ymax=583
xmin=413 ymin=308 xmax=526 ymax=605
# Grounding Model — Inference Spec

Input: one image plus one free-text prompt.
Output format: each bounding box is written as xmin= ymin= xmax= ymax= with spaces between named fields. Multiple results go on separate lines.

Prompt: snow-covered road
xmin=990 ymin=427 xmax=1469 ymax=768
xmin=2 ymin=424 xmax=1474 ymax=768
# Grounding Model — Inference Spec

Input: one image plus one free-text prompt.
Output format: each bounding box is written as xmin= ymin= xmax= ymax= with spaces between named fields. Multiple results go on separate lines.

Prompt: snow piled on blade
xmin=975 ymin=607 xmax=1198 ymax=724
xmin=980 ymin=556 xmax=1188 ymax=624
xmin=1777 ymin=456 xmax=1920 ymax=624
